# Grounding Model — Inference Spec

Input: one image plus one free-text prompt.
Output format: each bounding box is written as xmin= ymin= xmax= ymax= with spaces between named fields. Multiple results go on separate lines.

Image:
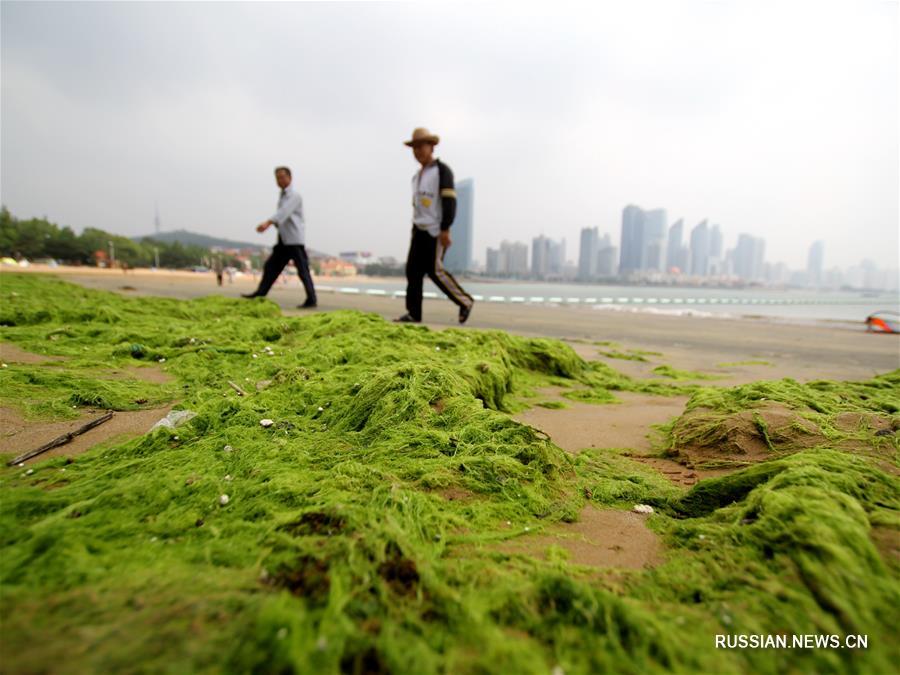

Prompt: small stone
xmin=699 ymin=534 xmax=706 ymax=540
xmin=523 ymin=526 xmax=531 ymax=532
xmin=317 ymin=406 xmax=324 ymax=412
xmin=219 ymin=494 xmax=230 ymax=506
xmin=25 ymin=468 xmax=34 ymax=476
xmin=633 ymin=504 xmax=654 ymax=514
xmin=0 ymin=363 xmax=7 ymax=368
xmin=158 ymin=357 xmax=166 ymax=363
xmin=224 ymin=475 xmax=233 ymax=481
xmin=435 ymin=346 xmax=441 ymax=351
xmin=17 ymin=463 xmax=24 ymax=468
xmin=252 ymin=354 xmax=258 ymax=359
xmin=223 ymin=444 xmax=233 ymax=453
xmin=260 ymin=419 xmax=274 ymax=428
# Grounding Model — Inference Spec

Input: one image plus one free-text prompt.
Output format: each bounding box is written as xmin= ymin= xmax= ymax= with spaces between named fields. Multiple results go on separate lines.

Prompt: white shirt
xmin=270 ymin=184 xmax=305 ymax=245
xmin=411 ymin=162 xmax=442 ymax=237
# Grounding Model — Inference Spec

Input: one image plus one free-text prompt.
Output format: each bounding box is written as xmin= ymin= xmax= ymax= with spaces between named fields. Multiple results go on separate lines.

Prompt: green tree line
xmin=0 ymin=207 xmax=243 ymax=269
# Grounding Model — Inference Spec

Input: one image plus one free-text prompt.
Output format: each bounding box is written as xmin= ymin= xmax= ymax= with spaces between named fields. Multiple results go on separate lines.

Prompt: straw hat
xmin=404 ymin=127 xmax=440 ymax=147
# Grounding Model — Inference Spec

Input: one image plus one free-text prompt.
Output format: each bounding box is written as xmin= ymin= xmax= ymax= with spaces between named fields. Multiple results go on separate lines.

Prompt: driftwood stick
xmin=227 ymin=381 xmax=247 ymax=397
xmin=9 ymin=412 xmax=115 ymax=466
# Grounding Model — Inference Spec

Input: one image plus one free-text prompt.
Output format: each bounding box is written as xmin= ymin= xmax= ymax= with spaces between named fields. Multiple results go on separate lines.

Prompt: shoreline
xmin=4 ymin=264 xmax=895 ymax=329
xmin=2 ymin=266 xmax=897 ymax=384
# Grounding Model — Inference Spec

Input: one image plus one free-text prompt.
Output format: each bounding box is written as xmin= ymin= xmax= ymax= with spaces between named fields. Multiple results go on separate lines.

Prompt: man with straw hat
xmin=394 ymin=127 xmax=474 ymax=324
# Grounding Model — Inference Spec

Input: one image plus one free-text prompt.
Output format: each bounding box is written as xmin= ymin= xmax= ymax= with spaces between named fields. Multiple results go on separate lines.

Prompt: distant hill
xmin=134 ymin=229 xmax=265 ymax=251
xmin=134 ymin=229 xmax=330 ymax=258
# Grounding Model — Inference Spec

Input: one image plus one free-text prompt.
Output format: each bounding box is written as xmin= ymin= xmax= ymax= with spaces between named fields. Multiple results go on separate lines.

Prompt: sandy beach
xmin=8 ymin=265 xmax=897 ymax=384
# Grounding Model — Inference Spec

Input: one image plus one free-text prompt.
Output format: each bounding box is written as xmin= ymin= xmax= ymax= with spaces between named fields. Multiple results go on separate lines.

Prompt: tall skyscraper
xmin=690 ymin=220 xmax=710 ymax=276
xmin=734 ymin=234 xmax=766 ymax=281
xmin=532 ymin=235 xmax=550 ymax=278
xmin=619 ymin=205 xmax=644 ymax=275
xmin=578 ymin=227 xmax=599 ymax=280
xmin=641 ymin=209 xmax=667 ymax=272
xmin=442 ymin=178 xmax=474 ymax=273
xmin=807 ymin=240 xmax=824 ymax=287
xmin=709 ymin=225 xmax=723 ymax=258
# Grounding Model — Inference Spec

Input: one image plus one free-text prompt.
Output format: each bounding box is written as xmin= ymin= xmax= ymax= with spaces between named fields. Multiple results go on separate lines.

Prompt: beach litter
xmin=150 ymin=410 xmax=196 ymax=431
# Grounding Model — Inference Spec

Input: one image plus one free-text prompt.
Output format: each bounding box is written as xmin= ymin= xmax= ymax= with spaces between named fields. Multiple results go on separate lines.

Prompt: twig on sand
xmin=227 ymin=381 xmax=247 ymax=397
xmin=9 ymin=412 xmax=115 ymax=466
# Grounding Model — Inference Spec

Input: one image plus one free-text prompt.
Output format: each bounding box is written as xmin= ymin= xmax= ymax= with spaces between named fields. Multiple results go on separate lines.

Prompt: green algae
xmin=652 ymin=365 xmax=724 ymax=381
xmin=1 ymin=273 xmax=898 ymax=674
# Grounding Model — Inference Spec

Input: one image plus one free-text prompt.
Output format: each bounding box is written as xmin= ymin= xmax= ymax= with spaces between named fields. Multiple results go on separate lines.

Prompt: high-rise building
xmin=641 ymin=209 xmax=667 ymax=272
xmin=578 ymin=227 xmax=599 ymax=280
xmin=807 ymin=240 xmax=824 ymax=287
xmin=442 ymin=178 xmax=474 ymax=273
xmin=532 ymin=235 xmax=564 ymax=278
xmin=485 ymin=247 xmax=501 ymax=276
xmin=504 ymin=241 xmax=529 ymax=276
xmin=597 ymin=246 xmax=618 ymax=277
xmin=487 ymin=240 xmax=529 ymax=277
xmin=666 ymin=219 xmax=683 ymax=273
xmin=619 ymin=205 xmax=644 ymax=275
xmin=709 ymin=225 xmax=723 ymax=258
xmin=690 ymin=220 xmax=710 ymax=276
xmin=733 ymin=234 xmax=766 ymax=281
xmin=532 ymin=235 xmax=550 ymax=278
xmin=548 ymin=238 xmax=565 ymax=276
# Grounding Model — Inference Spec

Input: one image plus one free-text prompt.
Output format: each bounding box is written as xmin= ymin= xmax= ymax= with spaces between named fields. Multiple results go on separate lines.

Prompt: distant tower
xmin=442 ymin=179 xmax=473 ymax=273
xmin=154 ymin=202 xmax=161 ymax=235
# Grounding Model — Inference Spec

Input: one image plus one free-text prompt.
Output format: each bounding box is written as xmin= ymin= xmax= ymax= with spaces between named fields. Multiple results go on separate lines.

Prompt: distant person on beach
xmin=212 ymin=254 xmax=224 ymax=287
xmin=394 ymin=128 xmax=474 ymax=324
xmin=242 ymin=166 xmax=317 ymax=308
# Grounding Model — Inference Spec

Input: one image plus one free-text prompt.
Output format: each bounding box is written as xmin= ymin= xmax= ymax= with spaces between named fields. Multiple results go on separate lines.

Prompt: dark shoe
xmin=241 ymin=293 xmax=260 ymax=299
xmin=297 ymin=300 xmax=317 ymax=309
xmin=393 ymin=313 xmax=421 ymax=323
xmin=459 ymin=303 xmax=473 ymax=324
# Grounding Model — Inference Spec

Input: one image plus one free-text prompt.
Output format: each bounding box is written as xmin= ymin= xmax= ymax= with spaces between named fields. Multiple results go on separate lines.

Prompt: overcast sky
xmin=2 ymin=1 xmax=897 ymax=270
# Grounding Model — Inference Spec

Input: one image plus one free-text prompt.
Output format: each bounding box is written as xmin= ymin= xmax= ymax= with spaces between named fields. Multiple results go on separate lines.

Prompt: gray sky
xmin=2 ymin=1 xmax=897 ymax=270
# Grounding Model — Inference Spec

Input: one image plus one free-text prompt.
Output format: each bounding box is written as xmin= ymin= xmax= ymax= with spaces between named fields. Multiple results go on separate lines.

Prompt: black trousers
xmin=255 ymin=243 xmax=316 ymax=302
xmin=405 ymin=227 xmax=473 ymax=321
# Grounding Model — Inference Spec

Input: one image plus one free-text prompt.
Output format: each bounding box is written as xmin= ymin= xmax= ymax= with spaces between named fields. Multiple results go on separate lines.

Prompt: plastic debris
xmin=151 ymin=410 xmax=197 ymax=430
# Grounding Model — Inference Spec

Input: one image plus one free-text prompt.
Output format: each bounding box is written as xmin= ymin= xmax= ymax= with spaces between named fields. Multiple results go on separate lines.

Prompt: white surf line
xmin=318 ymin=285 xmax=846 ymax=308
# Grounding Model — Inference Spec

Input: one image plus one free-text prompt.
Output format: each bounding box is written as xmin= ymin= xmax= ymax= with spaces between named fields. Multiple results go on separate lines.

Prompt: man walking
xmin=394 ymin=128 xmax=474 ymax=324
xmin=242 ymin=166 xmax=317 ymax=308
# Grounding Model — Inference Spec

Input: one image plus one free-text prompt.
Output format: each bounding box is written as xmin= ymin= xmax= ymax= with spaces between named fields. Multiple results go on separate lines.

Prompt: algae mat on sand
xmin=1 ymin=273 xmax=898 ymax=674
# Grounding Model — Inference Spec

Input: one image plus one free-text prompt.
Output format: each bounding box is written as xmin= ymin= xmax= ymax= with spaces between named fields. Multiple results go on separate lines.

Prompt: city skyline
xmin=1 ymin=2 xmax=896 ymax=271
